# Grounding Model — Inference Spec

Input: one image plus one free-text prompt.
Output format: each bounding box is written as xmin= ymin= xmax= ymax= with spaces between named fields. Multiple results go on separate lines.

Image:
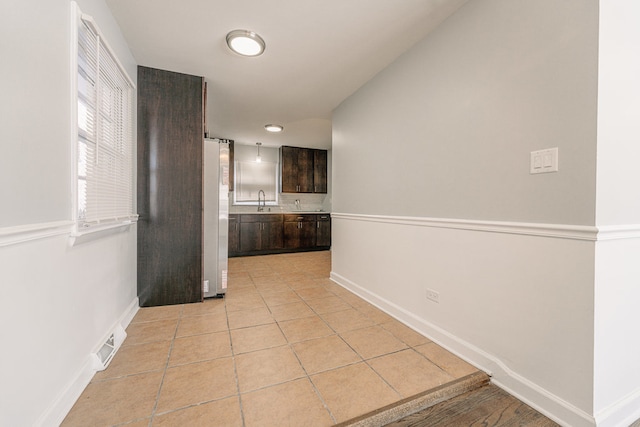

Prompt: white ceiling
xmin=105 ymin=0 xmax=467 ymax=149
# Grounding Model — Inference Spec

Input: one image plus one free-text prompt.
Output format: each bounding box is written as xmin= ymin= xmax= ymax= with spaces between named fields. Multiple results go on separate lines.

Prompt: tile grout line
xmin=299 ymin=292 xmax=410 ymax=419
xmin=273 ymin=294 xmax=339 ymax=424
xmin=228 ymin=275 xmax=251 ymax=427
xmin=230 ymin=252 xmax=460 ymax=425
xmin=147 ymin=304 xmax=183 ymax=425
xmin=282 ymin=259 xmax=342 ymax=425
xmin=144 ymin=305 xmax=245 ymax=421
xmin=238 ymin=256 xmax=344 ymax=424
xmin=266 ymin=257 xmax=395 ymax=426
xmin=285 ymin=262 xmax=437 ymax=423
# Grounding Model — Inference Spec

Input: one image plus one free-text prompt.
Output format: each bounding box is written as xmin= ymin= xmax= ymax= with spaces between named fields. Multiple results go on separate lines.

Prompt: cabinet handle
xmin=317 ymin=222 xmax=319 ymax=229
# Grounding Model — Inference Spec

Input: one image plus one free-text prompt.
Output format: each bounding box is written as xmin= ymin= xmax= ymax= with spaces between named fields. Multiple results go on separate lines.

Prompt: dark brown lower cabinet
xmin=284 ymin=214 xmax=317 ymax=249
xmin=228 ymin=215 xmax=239 ymax=256
xmin=316 ymin=215 xmax=331 ymax=247
xmin=230 ymin=213 xmax=330 ymax=257
xmin=239 ymin=214 xmax=283 ymax=253
xmin=137 ymin=66 xmax=204 ymax=307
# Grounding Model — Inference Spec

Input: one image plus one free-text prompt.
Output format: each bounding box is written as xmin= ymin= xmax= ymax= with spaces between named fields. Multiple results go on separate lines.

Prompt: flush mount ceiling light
xmin=226 ymin=30 xmax=265 ymax=57
xmin=264 ymin=124 xmax=283 ymax=133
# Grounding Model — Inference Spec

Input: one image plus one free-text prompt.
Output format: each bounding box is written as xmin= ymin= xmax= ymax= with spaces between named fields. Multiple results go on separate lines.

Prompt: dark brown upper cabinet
xmin=313 ymin=149 xmax=328 ymax=193
xmin=280 ymin=146 xmax=327 ymax=194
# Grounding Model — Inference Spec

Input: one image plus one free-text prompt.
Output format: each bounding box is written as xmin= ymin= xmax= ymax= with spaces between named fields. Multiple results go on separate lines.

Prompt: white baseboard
xmin=595 ymin=387 xmax=640 ymax=427
xmin=35 ymin=297 xmax=139 ymax=427
xmin=120 ymin=297 xmax=140 ymax=330
xmin=330 ymin=271 xmax=596 ymax=427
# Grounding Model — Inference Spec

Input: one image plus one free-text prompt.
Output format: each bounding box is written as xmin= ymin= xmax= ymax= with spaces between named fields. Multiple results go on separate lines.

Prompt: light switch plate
xmin=530 ymin=148 xmax=558 ymax=174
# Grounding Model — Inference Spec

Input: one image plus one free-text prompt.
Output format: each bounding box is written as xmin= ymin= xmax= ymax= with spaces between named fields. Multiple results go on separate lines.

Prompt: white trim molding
xmin=0 ymin=218 xmax=138 ymax=248
xmin=595 ymin=224 xmax=640 ymax=241
xmin=0 ymin=221 xmax=74 ymax=248
xmin=331 ymin=212 xmax=640 ymax=242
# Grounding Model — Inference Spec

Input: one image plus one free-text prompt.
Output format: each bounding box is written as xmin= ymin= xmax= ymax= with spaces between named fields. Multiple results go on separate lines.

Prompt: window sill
xmin=69 ymin=218 xmax=137 ymax=246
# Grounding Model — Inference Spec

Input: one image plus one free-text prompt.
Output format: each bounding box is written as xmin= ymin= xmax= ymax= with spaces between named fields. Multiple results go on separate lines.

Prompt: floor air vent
xmin=92 ymin=324 xmax=126 ymax=371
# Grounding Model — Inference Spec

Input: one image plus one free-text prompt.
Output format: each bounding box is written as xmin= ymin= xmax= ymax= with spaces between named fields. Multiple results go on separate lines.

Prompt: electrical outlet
xmin=203 ymin=280 xmax=209 ymax=293
xmin=426 ymin=288 xmax=439 ymax=303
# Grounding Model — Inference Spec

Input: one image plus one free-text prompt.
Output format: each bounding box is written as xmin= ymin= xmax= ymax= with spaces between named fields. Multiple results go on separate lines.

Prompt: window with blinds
xmin=75 ymin=8 xmax=135 ymax=228
xmin=234 ymin=161 xmax=279 ymax=205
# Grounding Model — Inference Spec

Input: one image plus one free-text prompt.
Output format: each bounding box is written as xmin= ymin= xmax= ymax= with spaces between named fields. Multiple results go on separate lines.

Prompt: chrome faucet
xmin=257 ymin=190 xmax=266 ymax=212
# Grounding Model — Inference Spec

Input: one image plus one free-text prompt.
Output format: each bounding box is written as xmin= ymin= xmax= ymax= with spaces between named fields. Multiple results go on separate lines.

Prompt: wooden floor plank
xmin=385 ymin=384 xmax=560 ymax=427
xmin=340 ymin=372 xmax=490 ymax=427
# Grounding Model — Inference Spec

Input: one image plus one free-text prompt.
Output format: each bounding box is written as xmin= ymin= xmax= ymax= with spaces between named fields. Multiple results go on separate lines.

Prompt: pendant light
xmin=255 ymin=142 xmax=262 ymax=163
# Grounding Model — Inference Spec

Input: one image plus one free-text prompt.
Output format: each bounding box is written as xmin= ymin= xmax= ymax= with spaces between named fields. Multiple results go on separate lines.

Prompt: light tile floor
xmin=63 ymin=251 xmax=479 ymax=426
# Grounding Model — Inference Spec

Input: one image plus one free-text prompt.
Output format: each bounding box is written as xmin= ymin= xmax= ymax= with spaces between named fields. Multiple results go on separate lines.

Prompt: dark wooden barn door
xmin=137 ymin=66 xmax=203 ymax=306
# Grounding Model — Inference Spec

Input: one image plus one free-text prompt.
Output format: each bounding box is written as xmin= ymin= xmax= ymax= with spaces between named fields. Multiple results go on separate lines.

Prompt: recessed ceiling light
xmin=226 ymin=30 xmax=265 ymax=57
xmin=264 ymin=124 xmax=283 ymax=133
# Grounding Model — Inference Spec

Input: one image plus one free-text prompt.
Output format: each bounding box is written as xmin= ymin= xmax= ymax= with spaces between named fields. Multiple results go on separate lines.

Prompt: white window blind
xmin=75 ymin=9 xmax=135 ymax=227
xmin=235 ymin=161 xmax=278 ymax=205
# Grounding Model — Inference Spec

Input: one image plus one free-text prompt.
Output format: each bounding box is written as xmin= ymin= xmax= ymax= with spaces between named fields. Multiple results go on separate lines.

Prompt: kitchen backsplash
xmin=229 ymin=192 xmax=331 ymax=213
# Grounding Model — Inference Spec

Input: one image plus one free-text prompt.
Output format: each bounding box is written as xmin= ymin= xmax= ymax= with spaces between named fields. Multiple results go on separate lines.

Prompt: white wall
xmin=331 ymin=0 xmax=610 ymax=425
xmin=0 ymin=1 xmax=138 ymax=425
xmin=593 ymin=1 xmax=640 ymax=425
xmin=593 ymin=239 xmax=640 ymax=426
xmin=333 ymin=0 xmax=598 ymax=226
xmin=595 ymin=0 xmax=640 ymax=227
xmin=0 ymin=1 xmax=72 ymax=227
